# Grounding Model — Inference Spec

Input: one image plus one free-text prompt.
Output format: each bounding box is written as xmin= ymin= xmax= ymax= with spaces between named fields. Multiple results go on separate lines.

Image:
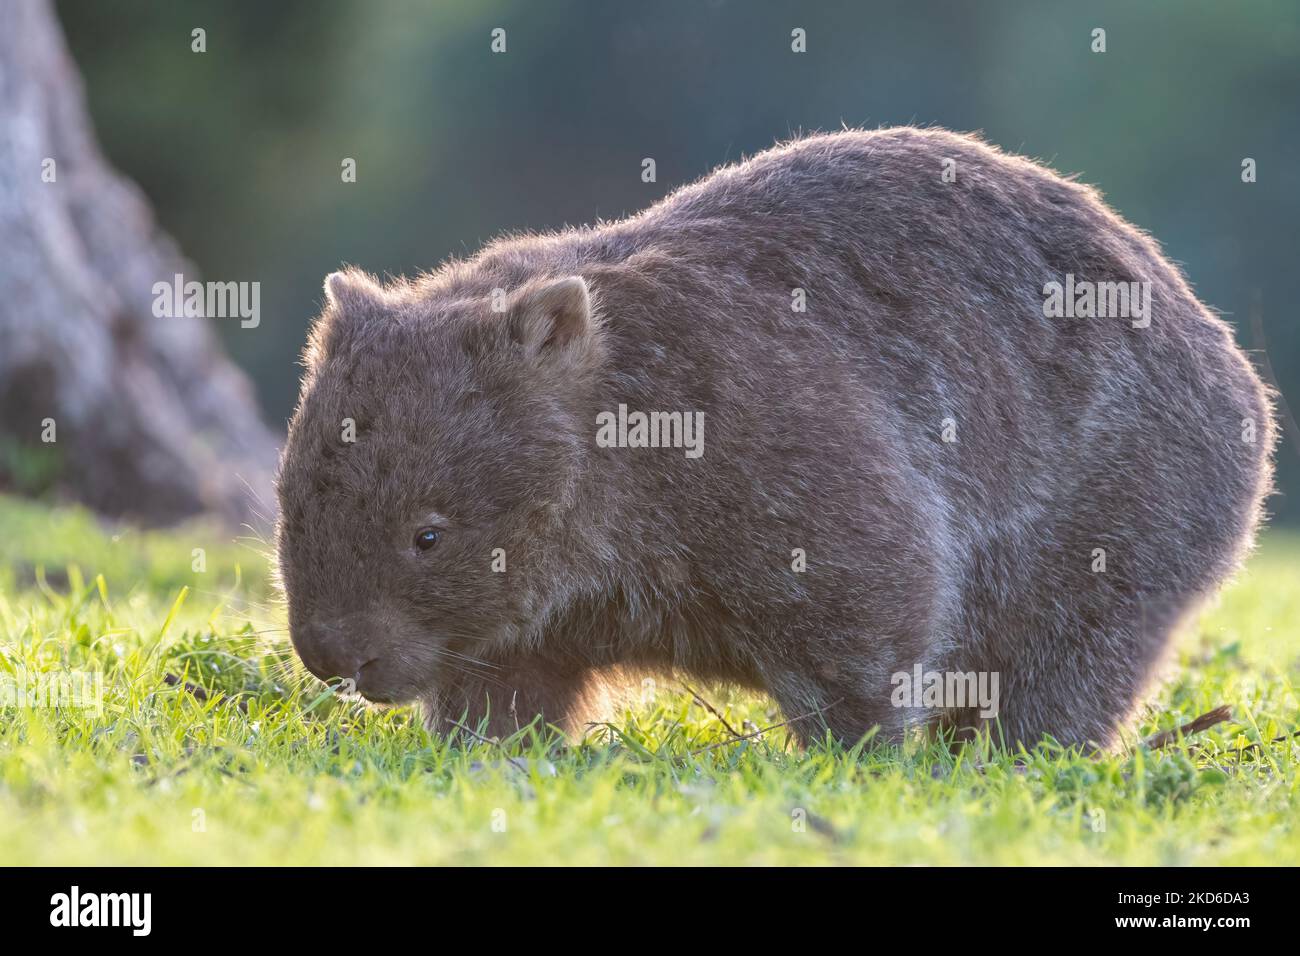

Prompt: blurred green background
xmin=58 ymin=0 xmax=1300 ymax=522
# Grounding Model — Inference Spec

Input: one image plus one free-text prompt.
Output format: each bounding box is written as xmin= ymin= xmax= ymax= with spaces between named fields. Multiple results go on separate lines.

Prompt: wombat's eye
xmin=414 ymin=528 xmax=440 ymax=552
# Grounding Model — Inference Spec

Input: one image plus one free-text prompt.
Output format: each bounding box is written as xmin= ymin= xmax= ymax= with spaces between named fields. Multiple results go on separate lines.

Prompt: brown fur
xmin=276 ymin=127 xmax=1275 ymax=749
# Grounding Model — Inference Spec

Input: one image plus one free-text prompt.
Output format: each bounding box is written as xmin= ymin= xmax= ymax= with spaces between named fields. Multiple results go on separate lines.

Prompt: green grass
xmin=0 ymin=494 xmax=1297 ymax=865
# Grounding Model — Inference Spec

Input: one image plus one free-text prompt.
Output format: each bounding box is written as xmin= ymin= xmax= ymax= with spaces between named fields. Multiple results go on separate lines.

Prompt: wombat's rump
xmin=277 ymin=128 xmax=1274 ymax=749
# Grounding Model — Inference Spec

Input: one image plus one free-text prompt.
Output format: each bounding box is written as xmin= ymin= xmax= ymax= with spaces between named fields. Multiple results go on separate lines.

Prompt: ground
xmin=0 ymin=495 xmax=1296 ymax=865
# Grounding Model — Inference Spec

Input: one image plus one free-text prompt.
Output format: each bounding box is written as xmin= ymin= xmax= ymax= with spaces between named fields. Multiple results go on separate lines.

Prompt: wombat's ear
xmin=306 ymin=269 xmax=387 ymax=365
xmin=506 ymin=276 xmax=594 ymax=356
xmin=323 ymin=269 xmax=385 ymax=313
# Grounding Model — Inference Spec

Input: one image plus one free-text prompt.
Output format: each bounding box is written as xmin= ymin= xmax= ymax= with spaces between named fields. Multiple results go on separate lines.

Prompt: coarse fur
xmin=276 ymin=127 xmax=1275 ymax=750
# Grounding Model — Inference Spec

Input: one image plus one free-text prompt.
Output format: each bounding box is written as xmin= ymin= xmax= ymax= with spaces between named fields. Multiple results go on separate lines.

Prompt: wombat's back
xmin=597 ymin=126 xmax=1273 ymax=570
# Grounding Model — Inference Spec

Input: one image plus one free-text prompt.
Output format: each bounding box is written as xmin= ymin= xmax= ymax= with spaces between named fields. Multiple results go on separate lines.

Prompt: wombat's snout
xmin=292 ymin=619 xmax=410 ymax=704
xmin=291 ymin=620 xmax=361 ymax=685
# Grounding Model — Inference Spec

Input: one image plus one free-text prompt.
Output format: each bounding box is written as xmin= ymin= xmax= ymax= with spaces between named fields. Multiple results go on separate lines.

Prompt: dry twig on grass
xmin=679 ymin=682 xmax=743 ymax=739
xmin=444 ymin=718 xmax=531 ymax=775
xmin=688 ymin=700 xmax=843 ymax=757
xmin=1143 ymin=705 xmax=1232 ymax=750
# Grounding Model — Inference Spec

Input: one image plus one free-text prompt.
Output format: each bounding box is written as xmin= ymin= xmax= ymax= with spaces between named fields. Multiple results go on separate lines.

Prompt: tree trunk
xmin=0 ymin=0 xmax=278 ymax=526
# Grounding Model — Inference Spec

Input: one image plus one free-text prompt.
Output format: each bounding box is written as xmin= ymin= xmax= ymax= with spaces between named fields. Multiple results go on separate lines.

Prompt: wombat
xmin=276 ymin=127 xmax=1274 ymax=750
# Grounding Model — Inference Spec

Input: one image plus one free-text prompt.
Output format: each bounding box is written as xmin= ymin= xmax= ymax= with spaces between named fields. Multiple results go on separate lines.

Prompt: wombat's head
xmin=276 ymin=268 xmax=602 ymax=705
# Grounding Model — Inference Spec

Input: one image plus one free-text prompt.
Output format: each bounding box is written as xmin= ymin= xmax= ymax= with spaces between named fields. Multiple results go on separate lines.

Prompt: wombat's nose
xmin=291 ymin=621 xmax=363 ymax=685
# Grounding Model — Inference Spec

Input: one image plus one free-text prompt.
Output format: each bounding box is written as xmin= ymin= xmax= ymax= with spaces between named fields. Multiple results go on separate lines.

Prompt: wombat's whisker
xmin=187 ymin=587 xmax=286 ymax=615
xmin=434 ymin=647 xmax=501 ymax=671
xmin=427 ymin=653 xmax=504 ymax=686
